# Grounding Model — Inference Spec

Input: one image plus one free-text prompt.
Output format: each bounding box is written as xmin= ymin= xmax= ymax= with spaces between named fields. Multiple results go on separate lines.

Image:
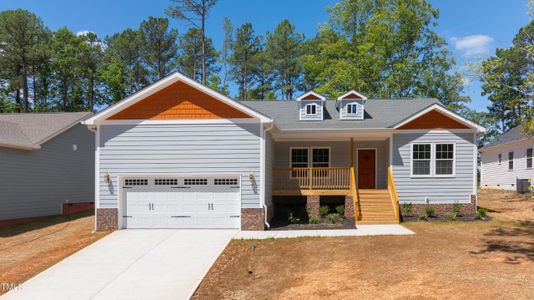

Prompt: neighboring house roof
xmin=481 ymin=125 xmax=531 ymax=150
xmin=0 ymin=112 xmax=92 ymax=150
xmin=239 ymin=98 xmax=442 ymax=130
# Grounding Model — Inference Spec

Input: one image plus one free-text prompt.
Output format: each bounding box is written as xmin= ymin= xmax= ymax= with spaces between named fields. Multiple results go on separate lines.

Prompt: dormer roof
xmin=337 ymin=90 xmax=368 ymax=100
xmin=297 ymin=91 xmax=326 ymax=101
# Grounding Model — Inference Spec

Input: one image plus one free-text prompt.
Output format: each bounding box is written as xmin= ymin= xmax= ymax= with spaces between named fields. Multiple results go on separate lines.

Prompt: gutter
xmin=261 ymin=122 xmax=275 ymax=229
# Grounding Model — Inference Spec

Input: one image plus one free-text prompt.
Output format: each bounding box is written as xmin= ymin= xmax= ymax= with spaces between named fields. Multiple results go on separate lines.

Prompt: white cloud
xmin=451 ymin=35 xmax=494 ymax=56
xmin=76 ymin=30 xmax=95 ymax=37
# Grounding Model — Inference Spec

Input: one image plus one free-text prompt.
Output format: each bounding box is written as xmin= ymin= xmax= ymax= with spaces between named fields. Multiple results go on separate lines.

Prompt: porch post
xmin=350 ymin=137 xmax=354 ymax=168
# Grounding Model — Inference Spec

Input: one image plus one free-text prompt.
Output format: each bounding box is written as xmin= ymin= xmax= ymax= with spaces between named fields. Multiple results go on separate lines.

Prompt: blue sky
xmin=0 ymin=0 xmax=530 ymax=111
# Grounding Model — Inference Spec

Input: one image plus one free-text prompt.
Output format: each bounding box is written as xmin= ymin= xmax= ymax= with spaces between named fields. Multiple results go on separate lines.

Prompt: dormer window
xmin=338 ymin=90 xmax=367 ymax=120
xmin=297 ymin=91 xmax=325 ymax=121
xmin=305 ymin=103 xmax=317 ymax=115
xmin=347 ymin=103 xmax=359 ymax=115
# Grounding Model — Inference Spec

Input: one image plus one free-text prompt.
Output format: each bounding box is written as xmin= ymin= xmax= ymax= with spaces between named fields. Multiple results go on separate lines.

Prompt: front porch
xmin=268 ymin=137 xmax=400 ymax=225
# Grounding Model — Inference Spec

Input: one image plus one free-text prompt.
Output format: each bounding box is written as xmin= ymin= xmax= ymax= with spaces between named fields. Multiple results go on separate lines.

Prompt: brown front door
xmin=357 ymin=149 xmax=376 ymax=189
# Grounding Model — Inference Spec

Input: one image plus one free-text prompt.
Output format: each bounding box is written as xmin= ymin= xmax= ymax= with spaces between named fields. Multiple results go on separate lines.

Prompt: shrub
xmin=419 ymin=213 xmax=428 ymax=221
xmin=425 ymin=205 xmax=436 ymax=217
xmin=319 ymin=205 xmax=330 ymax=217
xmin=327 ymin=213 xmax=340 ymax=224
xmin=288 ymin=212 xmax=301 ymax=224
xmin=476 ymin=208 xmax=488 ymax=220
xmin=401 ymin=203 xmax=413 ymax=216
xmin=308 ymin=216 xmax=319 ymax=224
xmin=452 ymin=201 xmax=462 ymax=216
xmin=336 ymin=205 xmax=345 ymax=216
xmin=446 ymin=212 xmax=457 ymax=221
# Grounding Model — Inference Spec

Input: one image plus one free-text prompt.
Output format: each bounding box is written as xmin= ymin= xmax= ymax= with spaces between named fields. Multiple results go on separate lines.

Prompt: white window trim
xmin=311 ymin=147 xmax=331 ymax=168
xmin=508 ymin=151 xmax=514 ymax=171
xmin=410 ymin=143 xmax=433 ymax=178
xmin=346 ymin=103 xmax=359 ymax=115
xmin=410 ymin=142 xmax=456 ymax=178
xmin=305 ymin=103 xmax=318 ymax=116
xmin=434 ymin=143 xmax=456 ymax=178
xmin=526 ymin=148 xmax=533 ymax=169
xmin=289 ymin=147 xmax=309 ymax=169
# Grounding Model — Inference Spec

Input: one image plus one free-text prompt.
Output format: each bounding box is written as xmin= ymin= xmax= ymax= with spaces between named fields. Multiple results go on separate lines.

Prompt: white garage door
xmin=122 ymin=176 xmax=241 ymax=229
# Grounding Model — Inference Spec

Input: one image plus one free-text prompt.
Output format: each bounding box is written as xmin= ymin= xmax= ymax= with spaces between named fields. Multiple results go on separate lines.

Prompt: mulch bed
xmin=268 ymin=217 xmax=355 ymax=230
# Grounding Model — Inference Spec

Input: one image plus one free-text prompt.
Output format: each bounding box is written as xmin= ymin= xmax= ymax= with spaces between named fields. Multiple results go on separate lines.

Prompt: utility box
xmin=516 ymin=178 xmax=531 ymax=193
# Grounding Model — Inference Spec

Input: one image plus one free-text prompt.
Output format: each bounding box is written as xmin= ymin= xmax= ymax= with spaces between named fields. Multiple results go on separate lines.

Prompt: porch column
xmin=306 ymin=195 xmax=320 ymax=218
xmin=344 ymin=195 xmax=354 ymax=219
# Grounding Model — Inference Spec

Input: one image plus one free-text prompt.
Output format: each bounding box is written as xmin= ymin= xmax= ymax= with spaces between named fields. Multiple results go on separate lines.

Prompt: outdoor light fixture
xmin=104 ymin=173 xmax=111 ymax=183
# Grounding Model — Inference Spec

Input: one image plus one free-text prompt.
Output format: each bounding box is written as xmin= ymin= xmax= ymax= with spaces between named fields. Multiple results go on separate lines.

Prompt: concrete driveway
xmin=3 ymin=229 xmax=236 ymax=300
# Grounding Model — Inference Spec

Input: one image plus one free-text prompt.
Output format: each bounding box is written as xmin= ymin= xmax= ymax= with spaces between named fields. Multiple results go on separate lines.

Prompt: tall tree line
xmin=0 ymin=0 xmax=477 ymax=115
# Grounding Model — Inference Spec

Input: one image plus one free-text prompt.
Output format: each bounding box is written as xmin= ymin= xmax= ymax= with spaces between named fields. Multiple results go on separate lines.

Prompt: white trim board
xmin=100 ymin=119 xmax=260 ymax=125
xmin=296 ymin=91 xmax=326 ymax=101
xmin=83 ymin=72 xmax=272 ymax=126
xmin=338 ymin=90 xmax=368 ymax=100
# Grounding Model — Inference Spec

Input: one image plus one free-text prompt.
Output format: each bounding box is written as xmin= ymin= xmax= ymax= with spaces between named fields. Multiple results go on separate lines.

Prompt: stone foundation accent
xmin=402 ymin=194 xmax=476 ymax=218
xmin=306 ymin=196 xmax=320 ymax=219
xmin=241 ymin=208 xmax=265 ymax=231
xmin=344 ymin=195 xmax=354 ymax=219
xmin=96 ymin=208 xmax=118 ymax=231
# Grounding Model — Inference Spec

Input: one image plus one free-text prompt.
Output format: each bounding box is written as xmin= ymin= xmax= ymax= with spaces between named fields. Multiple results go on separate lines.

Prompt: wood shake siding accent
xmin=0 ymin=124 xmax=94 ymax=220
xmin=301 ymin=94 xmax=322 ymax=100
xmin=98 ymin=123 xmax=261 ymax=209
xmin=398 ymin=110 xmax=470 ymax=130
xmin=107 ymin=81 xmax=252 ymax=120
xmin=480 ymin=140 xmax=534 ymax=190
xmin=392 ymin=131 xmax=475 ymax=204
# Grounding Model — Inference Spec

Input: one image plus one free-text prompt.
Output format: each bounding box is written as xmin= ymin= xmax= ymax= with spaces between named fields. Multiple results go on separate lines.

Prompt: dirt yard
xmin=0 ymin=212 xmax=108 ymax=295
xmin=194 ymin=189 xmax=534 ymax=299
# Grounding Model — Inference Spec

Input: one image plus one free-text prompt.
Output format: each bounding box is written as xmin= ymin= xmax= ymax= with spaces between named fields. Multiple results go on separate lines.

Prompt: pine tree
xmin=230 ymin=23 xmax=261 ymax=100
xmin=177 ymin=28 xmax=219 ymax=82
xmin=139 ymin=17 xmax=178 ymax=81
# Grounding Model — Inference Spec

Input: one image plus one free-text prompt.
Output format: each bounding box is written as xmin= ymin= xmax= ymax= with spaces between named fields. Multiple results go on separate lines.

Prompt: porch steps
xmin=356 ymin=189 xmax=399 ymax=224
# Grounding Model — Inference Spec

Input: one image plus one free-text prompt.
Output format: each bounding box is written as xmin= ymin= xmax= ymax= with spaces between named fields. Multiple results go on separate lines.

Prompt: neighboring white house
xmin=480 ymin=125 xmax=534 ymax=190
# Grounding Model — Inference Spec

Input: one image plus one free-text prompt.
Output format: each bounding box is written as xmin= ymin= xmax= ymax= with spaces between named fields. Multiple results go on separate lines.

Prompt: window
xmin=527 ymin=148 xmax=533 ymax=169
xmin=347 ymin=103 xmax=358 ymax=114
xmin=184 ymin=178 xmax=207 ymax=185
xmin=305 ymin=104 xmax=317 ymax=115
xmin=125 ymin=179 xmax=148 ymax=186
xmin=312 ymin=148 xmax=330 ymax=167
xmin=508 ymin=152 xmax=514 ymax=170
xmin=214 ymin=178 xmax=238 ymax=185
xmin=155 ymin=179 xmax=178 ymax=185
xmin=498 ymin=153 xmax=502 ymax=165
xmin=412 ymin=144 xmax=431 ymax=176
xmin=435 ymin=144 xmax=454 ymax=175
xmin=291 ymin=148 xmax=309 ymax=168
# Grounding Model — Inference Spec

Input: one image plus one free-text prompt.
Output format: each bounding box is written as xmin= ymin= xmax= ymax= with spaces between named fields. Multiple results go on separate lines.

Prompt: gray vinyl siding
xmin=299 ymin=100 xmax=323 ymax=121
xmin=340 ymin=99 xmax=364 ymax=120
xmin=98 ymin=123 xmax=261 ymax=209
xmin=0 ymin=124 xmax=94 ymax=220
xmin=392 ymin=131 xmax=475 ymax=204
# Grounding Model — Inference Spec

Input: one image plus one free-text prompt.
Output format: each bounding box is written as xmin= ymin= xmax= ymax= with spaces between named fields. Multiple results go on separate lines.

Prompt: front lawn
xmin=0 ymin=212 xmax=108 ymax=295
xmin=193 ymin=189 xmax=534 ymax=299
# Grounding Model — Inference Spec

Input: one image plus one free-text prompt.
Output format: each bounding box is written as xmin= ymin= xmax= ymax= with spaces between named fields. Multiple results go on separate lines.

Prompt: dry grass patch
xmin=0 ymin=212 xmax=108 ymax=295
xmin=194 ymin=189 xmax=534 ymax=299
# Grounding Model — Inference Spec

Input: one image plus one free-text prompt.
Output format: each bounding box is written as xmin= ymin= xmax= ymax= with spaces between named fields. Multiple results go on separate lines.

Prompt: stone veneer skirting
xmin=402 ymin=194 xmax=477 ymax=218
xmin=344 ymin=195 xmax=354 ymax=219
xmin=96 ymin=208 xmax=118 ymax=231
xmin=306 ymin=196 xmax=320 ymax=219
xmin=241 ymin=208 xmax=265 ymax=231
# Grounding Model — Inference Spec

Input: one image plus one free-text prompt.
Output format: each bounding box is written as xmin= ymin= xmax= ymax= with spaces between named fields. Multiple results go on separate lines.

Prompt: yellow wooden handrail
xmin=350 ymin=166 xmax=359 ymax=221
xmin=387 ymin=165 xmax=400 ymax=221
xmin=272 ymin=167 xmax=351 ymax=190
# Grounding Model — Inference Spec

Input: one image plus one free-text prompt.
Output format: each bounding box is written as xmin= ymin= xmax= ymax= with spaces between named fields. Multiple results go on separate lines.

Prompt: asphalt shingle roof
xmin=239 ymin=98 xmax=441 ymax=130
xmin=0 ymin=112 xmax=92 ymax=149
xmin=482 ymin=125 xmax=531 ymax=149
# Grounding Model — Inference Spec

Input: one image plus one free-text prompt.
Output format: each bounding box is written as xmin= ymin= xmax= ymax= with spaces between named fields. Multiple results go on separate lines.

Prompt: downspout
xmin=87 ymin=125 xmax=98 ymax=233
xmin=261 ymin=122 xmax=274 ymax=229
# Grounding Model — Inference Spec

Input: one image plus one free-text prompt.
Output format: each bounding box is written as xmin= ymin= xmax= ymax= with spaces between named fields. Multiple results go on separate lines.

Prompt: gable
xmin=107 ymin=81 xmax=252 ymax=120
xmin=301 ymin=93 xmax=323 ymax=100
xmin=340 ymin=92 xmax=363 ymax=100
xmin=397 ymin=109 xmax=470 ymax=130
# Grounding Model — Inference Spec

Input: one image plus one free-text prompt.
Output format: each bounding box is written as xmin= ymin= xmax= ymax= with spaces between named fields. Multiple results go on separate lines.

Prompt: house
xmin=480 ymin=125 xmax=534 ymax=190
xmin=82 ymin=72 xmax=485 ymax=231
xmin=0 ymin=112 xmax=95 ymax=225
